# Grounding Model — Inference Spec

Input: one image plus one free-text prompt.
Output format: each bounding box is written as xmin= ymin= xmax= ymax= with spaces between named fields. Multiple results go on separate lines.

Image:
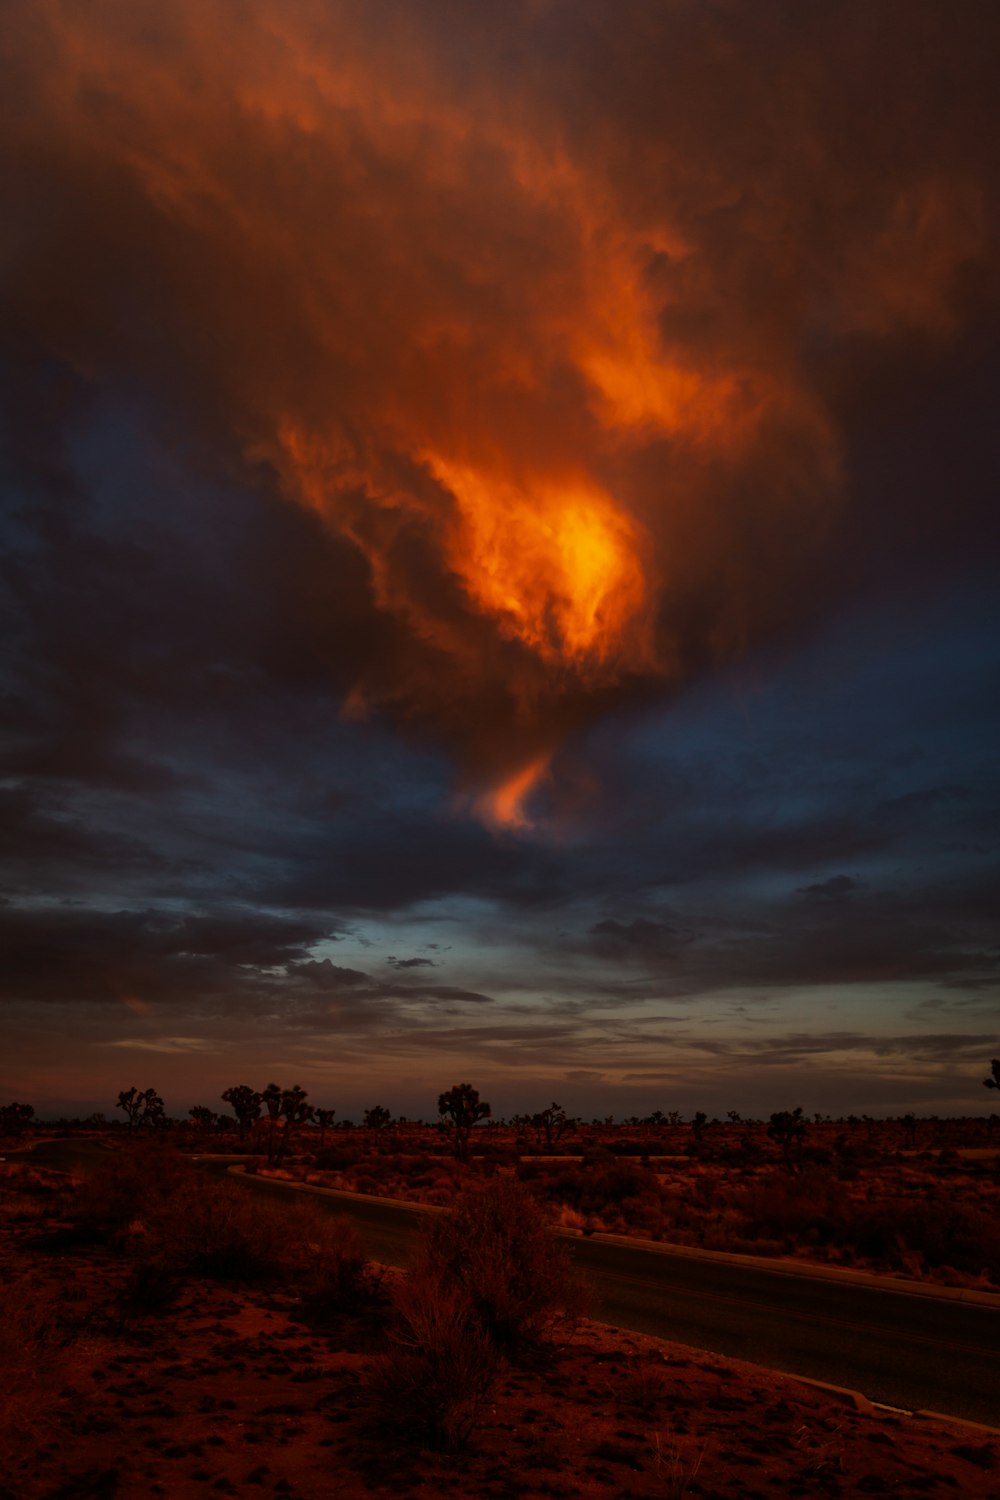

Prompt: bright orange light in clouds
xmin=420 ymin=456 xmax=650 ymax=670
xmin=6 ymin=0 xmax=987 ymax=821
xmin=477 ymin=755 xmax=552 ymax=832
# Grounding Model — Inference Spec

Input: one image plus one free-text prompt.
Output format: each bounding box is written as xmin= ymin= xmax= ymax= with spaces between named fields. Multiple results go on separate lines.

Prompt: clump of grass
xmin=614 ymin=1352 xmax=671 ymax=1412
xmin=653 ymin=1436 xmax=707 ymax=1498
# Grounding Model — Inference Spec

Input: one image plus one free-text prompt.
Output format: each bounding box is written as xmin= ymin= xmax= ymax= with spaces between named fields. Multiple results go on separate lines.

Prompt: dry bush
xmin=735 ymin=1168 xmax=1000 ymax=1282
xmin=523 ymin=1160 xmax=668 ymax=1234
xmin=0 ymin=1164 xmax=72 ymax=1232
xmin=288 ymin=1208 xmax=383 ymax=1322
xmin=71 ymin=1141 xmax=194 ymax=1242
xmin=130 ymin=1175 xmax=379 ymax=1307
xmin=737 ymin=1169 xmax=847 ymax=1249
xmin=370 ymin=1177 xmax=588 ymax=1452
xmin=314 ymin=1144 xmax=364 ymax=1172
xmin=847 ymin=1198 xmax=1000 ymax=1282
xmin=130 ymin=1175 xmax=289 ymax=1281
xmin=371 ymin=1277 xmax=500 ymax=1450
xmin=0 ymin=1163 xmax=68 ymax=1199
xmin=414 ymin=1175 xmax=590 ymax=1357
xmin=653 ymin=1435 xmax=707 ymax=1498
xmin=71 ymin=1153 xmax=382 ymax=1314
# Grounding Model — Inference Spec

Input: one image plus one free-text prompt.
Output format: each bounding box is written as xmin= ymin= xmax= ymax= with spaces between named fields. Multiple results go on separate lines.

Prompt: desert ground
xmin=1 ymin=1140 xmax=997 ymax=1500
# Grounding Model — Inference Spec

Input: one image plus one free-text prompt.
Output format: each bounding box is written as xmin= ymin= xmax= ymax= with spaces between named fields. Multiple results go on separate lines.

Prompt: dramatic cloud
xmin=2 ymin=2 xmax=998 ymax=1118
xmin=3 ymin=0 xmax=996 ymax=823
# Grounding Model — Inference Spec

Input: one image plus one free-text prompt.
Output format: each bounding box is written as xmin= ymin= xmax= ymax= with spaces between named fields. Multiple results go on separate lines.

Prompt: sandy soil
xmin=2 ymin=1166 xmax=997 ymax=1500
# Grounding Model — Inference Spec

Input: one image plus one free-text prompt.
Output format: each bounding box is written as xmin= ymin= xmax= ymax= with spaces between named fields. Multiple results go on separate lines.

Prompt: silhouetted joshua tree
xmin=532 ymin=1101 xmax=575 ymax=1151
xmin=0 ymin=1102 xmax=34 ymax=1136
xmin=363 ymin=1104 xmax=392 ymax=1130
xmin=314 ymin=1107 xmax=336 ymax=1149
xmin=438 ymin=1082 xmax=491 ymax=1162
xmin=983 ymin=1059 xmax=1000 ymax=1093
xmin=221 ymin=1084 xmax=263 ymax=1144
xmin=262 ymin=1082 xmax=283 ymax=1164
xmin=767 ymin=1106 xmax=807 ymax=1165
xmin=258 ymin=1082 xmax=310 ymax=1164
xmin=189 ymin=1105 xmax=217 ymax=1129
xmin=116 ymin=1086 xmax=164 ymax=1134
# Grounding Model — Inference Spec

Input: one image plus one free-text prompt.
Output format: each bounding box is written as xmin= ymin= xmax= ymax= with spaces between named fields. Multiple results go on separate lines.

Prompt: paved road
xmin=19 ymin=1140 xmax=1000 ymax=1426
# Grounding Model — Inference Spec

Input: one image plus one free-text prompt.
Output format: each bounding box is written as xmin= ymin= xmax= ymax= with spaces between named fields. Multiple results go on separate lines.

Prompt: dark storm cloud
xmin=0 ymin=785 xmax=168 ymax=877
xmin=797 ymin=876 xmax=859 ymax=901
xmin=680 ymin=1032 xmax=1000 ymax=1069
xmin=589 ymin=916 xmax=692 ymax=960
xmin=264 ymin=809 xmax=567 ymax=913
xmin=288 ymin=958 xmax=493 ymax=1007
xmin=580 ymin=876 xmax=1000 ymax=997
xmin=292 ymin=961 xmax=372 ymax=992
xmin=0 ymin=903 xmax=336 ymax=1005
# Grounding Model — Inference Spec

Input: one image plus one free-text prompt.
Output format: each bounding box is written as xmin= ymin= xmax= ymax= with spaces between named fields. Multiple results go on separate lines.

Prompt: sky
xmin=1 ymin=0 xmax=998 ymax=1123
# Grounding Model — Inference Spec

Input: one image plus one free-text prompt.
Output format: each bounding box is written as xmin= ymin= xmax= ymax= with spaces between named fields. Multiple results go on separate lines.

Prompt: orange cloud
xmin=3 ymin=0 xmax=993 ymax=823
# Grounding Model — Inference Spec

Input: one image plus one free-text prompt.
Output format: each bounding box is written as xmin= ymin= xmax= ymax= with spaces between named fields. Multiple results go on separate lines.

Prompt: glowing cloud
xmin=2 ymin=0 xmax=992 ymax=814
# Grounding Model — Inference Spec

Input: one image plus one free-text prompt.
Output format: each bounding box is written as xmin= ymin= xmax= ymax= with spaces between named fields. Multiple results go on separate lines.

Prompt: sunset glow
xmin=425 ymin=457 xmax=649 ymax=669
xmin=1 ymin=0 xmax=997 ymax=1124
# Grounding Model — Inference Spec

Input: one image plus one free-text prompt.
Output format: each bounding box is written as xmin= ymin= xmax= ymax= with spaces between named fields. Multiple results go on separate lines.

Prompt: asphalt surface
xmin=16 ymin=1139 xmax=1000 ymax=1426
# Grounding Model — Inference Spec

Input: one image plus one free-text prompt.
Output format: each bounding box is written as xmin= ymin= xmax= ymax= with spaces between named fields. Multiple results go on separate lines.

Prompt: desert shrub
xmin=75 ymin=1161 xmax=381 ymax=1309
xmin=118 ymin=1257 xmax=181 ymax=1320
xmin=0 ymin=1163 xmax=68 ymax=1199
xmin=371 ymin=1276 xmax=500 ymax=1450
xmin=352 ymin=1172 xmax=384 ymax=1195
xmin=413 ymin=1175 xmax=590 ymax=1357
xmin=315 ymin=1145 xmax=364 ymax=1172
xmin=72 ymin=1141 xmax=194 ymax=1241
xmin=737 ymin=1169 xmax=847 ymax=1247
xmin=128 ymin=1175 xmax=379 ymax=1304
xmin=292 ymin=1212 xmax=382 ymax=1322
xmin=525 ymin=1161 xmax=664 ymax=1231
xmin=133 ymin=1175 xmax=290 ymax=1280
xmin=848 ymin=1199 xmax=1000 ymax=1282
